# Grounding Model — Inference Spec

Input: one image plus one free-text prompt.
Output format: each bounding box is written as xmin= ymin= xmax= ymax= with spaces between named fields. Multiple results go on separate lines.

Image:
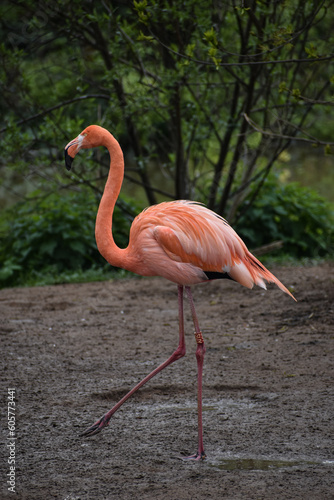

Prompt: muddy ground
xmin=1 ymin=264 xmax=334 ymax=499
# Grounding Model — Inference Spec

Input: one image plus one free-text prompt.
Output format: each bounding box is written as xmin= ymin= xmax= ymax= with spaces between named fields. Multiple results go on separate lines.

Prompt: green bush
xmin=236 ymin=176 xmax=334 ymax=258
xmin=0 ymin=190 xmax=139 ymax=288
xmin=1 ymin=176 xmax=333 ymax=289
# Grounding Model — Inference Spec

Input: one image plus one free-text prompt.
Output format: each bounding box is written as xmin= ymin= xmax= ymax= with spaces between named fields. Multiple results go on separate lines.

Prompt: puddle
xmin=209 ymin=458 xmax=319 ymax=471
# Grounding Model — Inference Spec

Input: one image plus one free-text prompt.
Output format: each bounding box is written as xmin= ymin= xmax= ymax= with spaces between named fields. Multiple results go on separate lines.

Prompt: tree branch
xmin=0 ymin=95 xmax=111 ymax=134
xmin=243 ymin=113 xmax=334 ymax=146
xmin=150 ymin=32 xmax=334 ymax=67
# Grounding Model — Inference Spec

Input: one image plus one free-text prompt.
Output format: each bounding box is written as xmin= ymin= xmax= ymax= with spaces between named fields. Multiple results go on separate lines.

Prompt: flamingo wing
xmin=150 ymin=202 xmax=255 ymax=287
xmin=131 ymin=201 xmax=295 ymax=300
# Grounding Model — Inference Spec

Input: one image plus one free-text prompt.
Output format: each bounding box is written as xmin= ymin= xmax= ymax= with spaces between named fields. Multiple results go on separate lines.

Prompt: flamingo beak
xmin=64 ymin=147 xmax=74 ymax=171
xmin=64 ymin=137 xmax=81 ymax=171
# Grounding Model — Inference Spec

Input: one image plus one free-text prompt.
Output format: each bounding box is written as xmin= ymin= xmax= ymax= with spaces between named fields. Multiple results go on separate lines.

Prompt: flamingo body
xmin=127 ymin=199 xmax=293 ymax=293
xmin=64 ymin=125 xmax=295 ymax=460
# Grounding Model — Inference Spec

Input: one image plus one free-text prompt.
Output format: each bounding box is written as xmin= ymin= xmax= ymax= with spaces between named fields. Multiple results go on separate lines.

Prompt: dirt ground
xmin=1 ymin=263 xmax=334 ymax=499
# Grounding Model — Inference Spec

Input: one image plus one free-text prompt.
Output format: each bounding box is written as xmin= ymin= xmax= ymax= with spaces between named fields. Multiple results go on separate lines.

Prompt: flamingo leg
xmin=183 ymin=286 xmax=206 ymax=461
xmin=81 ymin=285 xmax=186 ymax=437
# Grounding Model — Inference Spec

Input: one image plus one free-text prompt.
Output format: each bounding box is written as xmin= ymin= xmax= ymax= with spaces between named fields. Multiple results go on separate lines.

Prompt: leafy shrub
xmin=1 ymin=175 xmax=333 ymax=289
xmin=236 ymin=176 xmax=334 ymax=258
xmin=0 ymin=190 xmax=139 ymax=288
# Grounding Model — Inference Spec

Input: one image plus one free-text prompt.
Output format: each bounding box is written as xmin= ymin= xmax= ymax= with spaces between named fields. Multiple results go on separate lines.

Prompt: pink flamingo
xmin=64 ymin=125 xmax=296 ymax=460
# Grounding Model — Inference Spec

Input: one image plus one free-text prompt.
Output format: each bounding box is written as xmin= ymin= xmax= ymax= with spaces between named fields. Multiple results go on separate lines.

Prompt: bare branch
xmin=244 ymin=113 xmax=334 ymax=146
xmin=0 ymin=95 xmax=111 ymax=134
xmin=282 ymin=91 xmax=334 ymax=106
xmin=149 ymin=32 xmax=334 ymax=67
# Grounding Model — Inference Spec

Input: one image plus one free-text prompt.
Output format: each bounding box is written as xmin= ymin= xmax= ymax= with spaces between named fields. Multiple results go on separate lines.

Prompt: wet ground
xmin=1 ymin=264 xmax=334 ymax=499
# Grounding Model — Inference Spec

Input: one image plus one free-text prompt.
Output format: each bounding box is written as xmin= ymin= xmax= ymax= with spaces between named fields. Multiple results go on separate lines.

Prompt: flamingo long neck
xmin=95 ymin=132 xmax=127 ymax=269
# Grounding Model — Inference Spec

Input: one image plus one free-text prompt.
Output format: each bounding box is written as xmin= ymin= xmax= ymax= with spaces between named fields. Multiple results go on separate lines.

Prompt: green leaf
xmin=279 ymin=81 xmax=287 ymax=93
xmin=305 ymin=43 xmax=318 ymax=58
xmin=291 ymin=88 xmax=301 ymax=99
xmin=203 ymin=27 xmax=218 ymax=48
xmin=137 ymin=31 xmax=154 ymax=42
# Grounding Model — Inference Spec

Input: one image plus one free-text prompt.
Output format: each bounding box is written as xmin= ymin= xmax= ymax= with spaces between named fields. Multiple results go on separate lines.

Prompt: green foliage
xmin=1 ymin=0 xmax=334 ymax=215
xmin=0 ymin=190 xmax=139 ymax=288
xmin=236 ymin=176 xmax=334 ymax=258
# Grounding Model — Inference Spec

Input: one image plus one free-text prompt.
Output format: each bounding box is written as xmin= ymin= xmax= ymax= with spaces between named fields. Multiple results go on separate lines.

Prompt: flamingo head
xmin=64 ymin=125 xmax=106 ymax=170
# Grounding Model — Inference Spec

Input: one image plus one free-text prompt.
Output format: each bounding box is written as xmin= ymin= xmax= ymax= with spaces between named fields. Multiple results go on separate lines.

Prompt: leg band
xmin=194 ymin=331 xmax=204 ymax=344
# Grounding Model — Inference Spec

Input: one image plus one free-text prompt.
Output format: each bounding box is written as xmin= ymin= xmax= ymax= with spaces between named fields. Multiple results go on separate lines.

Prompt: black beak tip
xmin=64 ymin=149 xmax=74 ymax=171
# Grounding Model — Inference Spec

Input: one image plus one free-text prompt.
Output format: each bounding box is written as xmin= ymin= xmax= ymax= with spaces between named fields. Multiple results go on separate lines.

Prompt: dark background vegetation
xmin=0 ymin=0 xmax=334 ymax=287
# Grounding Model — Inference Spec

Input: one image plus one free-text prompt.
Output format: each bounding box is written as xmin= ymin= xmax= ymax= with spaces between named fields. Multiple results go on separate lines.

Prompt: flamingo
xmin=64 ymin=124 xmax=296 ymax=460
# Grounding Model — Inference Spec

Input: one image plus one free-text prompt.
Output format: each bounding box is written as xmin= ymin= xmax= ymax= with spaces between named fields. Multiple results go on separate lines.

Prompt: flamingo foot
xmin=181 ymin=451 xmax=206 ymax=461
xmin=80 ymin=413 xmax=111 ymax=437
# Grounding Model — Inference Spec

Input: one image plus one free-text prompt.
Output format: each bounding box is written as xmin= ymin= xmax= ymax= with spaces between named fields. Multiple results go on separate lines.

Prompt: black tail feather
xmin=204 ymin=271 xmax=235 ymax=281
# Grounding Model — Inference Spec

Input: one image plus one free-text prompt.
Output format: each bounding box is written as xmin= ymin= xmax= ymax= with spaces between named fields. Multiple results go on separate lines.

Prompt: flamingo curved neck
xmin=94 ymin=132 xmax=128 ymax=269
